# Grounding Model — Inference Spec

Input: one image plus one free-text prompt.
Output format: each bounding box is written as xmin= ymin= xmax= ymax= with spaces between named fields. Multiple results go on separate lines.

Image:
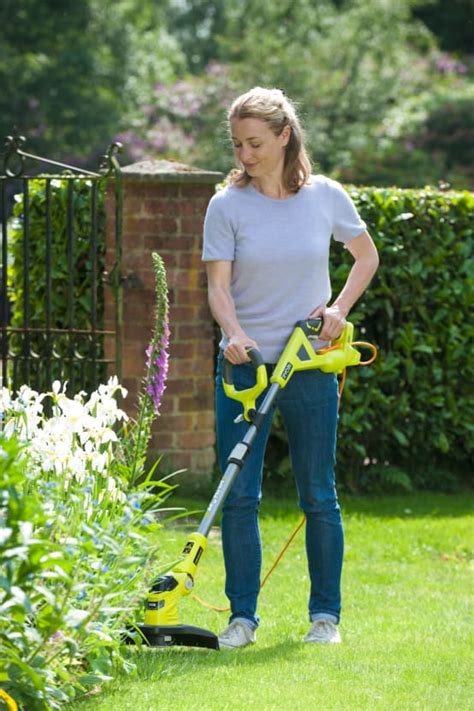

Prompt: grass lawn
xmin=72 ymin=492 xmax=473 ymax=711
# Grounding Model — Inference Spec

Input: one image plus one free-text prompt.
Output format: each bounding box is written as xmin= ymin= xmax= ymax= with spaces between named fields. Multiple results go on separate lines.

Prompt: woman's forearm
xmin=332 ymin=238 xmax=380 ymax=316
xmin=208 ymin=285 xmax=246 ymax=339
xmin=332 ymin=254 xmax=379 ymax=317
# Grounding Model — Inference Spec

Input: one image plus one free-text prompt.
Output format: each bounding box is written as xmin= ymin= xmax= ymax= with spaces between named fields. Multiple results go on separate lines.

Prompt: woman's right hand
xmin=224 ymin=333 xmax=259 ymax=365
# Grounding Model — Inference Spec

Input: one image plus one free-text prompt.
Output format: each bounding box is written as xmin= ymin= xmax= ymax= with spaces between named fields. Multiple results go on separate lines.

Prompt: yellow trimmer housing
xmin=223 ymin=320 xmax=363 ymax=418
xmin=272 ymin=320 xmax=361 ymax=385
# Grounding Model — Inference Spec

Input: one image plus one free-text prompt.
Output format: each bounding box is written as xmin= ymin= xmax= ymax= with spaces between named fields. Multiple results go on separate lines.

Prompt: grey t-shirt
xmin=202 ymin=175 xmax=366 ymax=363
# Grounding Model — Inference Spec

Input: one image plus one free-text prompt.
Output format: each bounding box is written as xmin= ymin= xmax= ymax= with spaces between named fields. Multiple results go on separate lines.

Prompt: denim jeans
xmin=215 ymin=353 xmax=344 ymax=630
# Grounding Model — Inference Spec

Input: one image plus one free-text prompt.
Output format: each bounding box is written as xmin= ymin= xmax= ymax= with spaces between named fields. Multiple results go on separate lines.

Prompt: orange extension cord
xmin=192 ymin=340 xmax=378 ymax=613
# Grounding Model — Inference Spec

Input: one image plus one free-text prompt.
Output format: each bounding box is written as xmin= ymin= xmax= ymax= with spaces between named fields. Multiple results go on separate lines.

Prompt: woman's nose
xmin=238 ymin=146 xmax=252 ymax=162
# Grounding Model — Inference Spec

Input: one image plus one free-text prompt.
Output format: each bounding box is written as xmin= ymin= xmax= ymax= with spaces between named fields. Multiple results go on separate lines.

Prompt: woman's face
xmin=230 ymin=117 xmax=290 ymax=181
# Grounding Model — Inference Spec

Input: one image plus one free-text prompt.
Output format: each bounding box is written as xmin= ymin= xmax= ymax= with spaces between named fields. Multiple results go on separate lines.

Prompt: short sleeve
xmin=330 ymin=180 xmax=366 ymax=244
xmin=202 ymin=192 xmax=236 ymax=261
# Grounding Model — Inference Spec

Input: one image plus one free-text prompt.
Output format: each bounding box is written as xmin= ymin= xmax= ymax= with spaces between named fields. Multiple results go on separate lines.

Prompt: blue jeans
xmin=215 ymin=354 xmax=344 ymax=630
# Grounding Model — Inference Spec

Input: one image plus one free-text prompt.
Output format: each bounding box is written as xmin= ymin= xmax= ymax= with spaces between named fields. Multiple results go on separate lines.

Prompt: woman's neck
xmin=251 ymin=176 xmax=292 ymax=199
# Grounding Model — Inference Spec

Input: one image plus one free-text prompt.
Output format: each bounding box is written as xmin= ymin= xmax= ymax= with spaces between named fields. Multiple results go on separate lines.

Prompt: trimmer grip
xmin=295 ymin=318 xmax=324 ymax=338
xmin=222 ymin=347 xmax=268 ymax=422
xmin=223 ymin=347 xmax=265 ymax=385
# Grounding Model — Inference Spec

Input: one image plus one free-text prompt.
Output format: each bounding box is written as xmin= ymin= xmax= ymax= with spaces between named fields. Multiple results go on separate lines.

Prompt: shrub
xmin=0 ymin=253 xmax=173 ymax=710
xmin=0 ymin=432 xmax=166 ymax=711
xmin=342 ymin=85 xmax=474 ymax=190
xmin=267 ymin=186 xmax=473 ymax=492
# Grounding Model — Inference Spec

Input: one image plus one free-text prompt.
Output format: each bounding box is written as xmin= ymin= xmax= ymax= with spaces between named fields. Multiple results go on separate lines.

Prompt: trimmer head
xmin=124 ymin=623 xmax=219 ymax=650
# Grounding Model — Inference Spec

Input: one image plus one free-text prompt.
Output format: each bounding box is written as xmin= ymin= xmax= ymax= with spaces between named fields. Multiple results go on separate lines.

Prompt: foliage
xmin=219 ymin=0 xmax=434 ymax=175
xmin=7 ymin=177 xmax=106 ymax=392
xmin=1 ymin=0 xmax=473 ymax=186
xmin=115 ymin=62 xmax=241 ymax=170
xmin=413 ymin=0 xmax=474 ymax=53
xmin=0 ymin=399 xmax=160 ymax=710
xmin=341 ymin=82 xmax=474 ymax=188
xmin=122 ymin=0 xmax=473 ymax=188
xmin=0 ymin=0 xmax=184 ymax=165
xmin=267 ymin=186 xmax=474 ymax=492
xmin=0 ymin=254 xmax=173 ymax=710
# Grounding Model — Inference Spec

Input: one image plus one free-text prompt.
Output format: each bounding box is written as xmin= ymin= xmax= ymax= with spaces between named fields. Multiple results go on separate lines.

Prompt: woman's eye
xmin=250 ymin=144 xmax=261 ymax=149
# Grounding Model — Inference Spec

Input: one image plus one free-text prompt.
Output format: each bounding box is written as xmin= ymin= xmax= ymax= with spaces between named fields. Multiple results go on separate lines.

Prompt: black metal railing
xmin=0 ymin=134 xmax=123 ymax=395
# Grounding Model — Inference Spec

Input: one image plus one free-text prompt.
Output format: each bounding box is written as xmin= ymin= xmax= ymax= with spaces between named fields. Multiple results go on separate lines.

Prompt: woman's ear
xmin=281 ymin=125 xmax=291 ymax=147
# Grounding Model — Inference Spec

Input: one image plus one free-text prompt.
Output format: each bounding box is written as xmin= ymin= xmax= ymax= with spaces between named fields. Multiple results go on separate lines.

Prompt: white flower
xmin=96 ymin=427 xmax=118 ymax=445
xmin=56 ymin=396 xmax=89 ymax=432
xmin=68 ymin=454 xmax=86 ymax=483
xmin=64 ymin=607 xmax=89 ymax=628
xmin=0 ymin=387 xmax=12 ymax=413
xmin=0 ymin=527 xmax=12 ymax=545
xmin=88 ymin=450 xmax=108 ymax=474
xmin=2 ymin=379 xmax=130 ymax=499
xmin=19 ymin=521 xmax=33 ymax=544
xmin=52 ymin=380 xmax=65 ymax=395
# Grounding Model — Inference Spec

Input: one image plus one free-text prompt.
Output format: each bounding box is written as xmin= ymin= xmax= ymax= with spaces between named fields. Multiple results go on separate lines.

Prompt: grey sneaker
xmin=304 ymin=619 xmax=341 ymax=644
xmin=218 ymin=620 xmax=256 ymax=649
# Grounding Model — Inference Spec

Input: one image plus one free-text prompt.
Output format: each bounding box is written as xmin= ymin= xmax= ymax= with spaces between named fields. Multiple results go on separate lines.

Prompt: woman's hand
xmin=224 ymin=333 xmax=259 ymax=365
xmin=308 ymin=304 xmax=347 ymax=341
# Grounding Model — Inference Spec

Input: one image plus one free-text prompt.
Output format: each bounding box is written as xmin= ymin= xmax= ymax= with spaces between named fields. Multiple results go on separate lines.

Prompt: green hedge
xmin=268 ymin=186 xmax=474 ymax=492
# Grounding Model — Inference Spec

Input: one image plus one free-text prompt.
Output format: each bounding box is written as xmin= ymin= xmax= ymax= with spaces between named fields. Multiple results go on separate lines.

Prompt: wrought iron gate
xmin=0 ymin=135 xmax=123 ymax=395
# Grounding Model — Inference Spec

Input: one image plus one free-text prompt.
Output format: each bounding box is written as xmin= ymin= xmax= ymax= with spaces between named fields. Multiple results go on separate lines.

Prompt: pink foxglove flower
xmin=145 ymin=320 xmax=170 ymax=414
xmin=142 ymin=253 xmax=170 ymax=416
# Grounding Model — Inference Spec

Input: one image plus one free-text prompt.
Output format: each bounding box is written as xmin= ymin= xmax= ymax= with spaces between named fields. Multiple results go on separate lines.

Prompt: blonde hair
xmin=227 ymin=87 xmax=312 ymax=193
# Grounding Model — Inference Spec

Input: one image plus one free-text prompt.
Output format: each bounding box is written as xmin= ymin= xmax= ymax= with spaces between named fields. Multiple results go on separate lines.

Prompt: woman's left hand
xmin=308 ymin=304 xmax=347 ymax=341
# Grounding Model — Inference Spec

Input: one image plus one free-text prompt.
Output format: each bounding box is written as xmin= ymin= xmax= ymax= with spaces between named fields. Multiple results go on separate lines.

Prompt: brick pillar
xmin=105 ymin=159 xmax=223 ymax=487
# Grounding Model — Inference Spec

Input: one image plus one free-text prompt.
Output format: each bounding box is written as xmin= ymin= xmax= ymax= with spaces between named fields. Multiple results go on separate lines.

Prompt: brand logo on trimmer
xmin=282 ymin=362 xmax=293 ymax=380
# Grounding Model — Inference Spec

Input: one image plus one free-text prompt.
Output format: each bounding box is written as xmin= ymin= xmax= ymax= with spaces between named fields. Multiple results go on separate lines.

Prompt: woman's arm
xmin=206 ymin=260 xmax=258 ymax=364
xmin=309 ymin=231 xmax=379 ymax=340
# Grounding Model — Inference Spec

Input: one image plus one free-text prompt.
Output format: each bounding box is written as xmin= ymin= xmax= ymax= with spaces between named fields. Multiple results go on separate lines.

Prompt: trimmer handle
xmin=222 ymin=347 xmax=265 ymax=383
xmin=295 ymin=318 xmax=324 ymax=338
xmin=222 ymin=347 xmax=268 ymax=422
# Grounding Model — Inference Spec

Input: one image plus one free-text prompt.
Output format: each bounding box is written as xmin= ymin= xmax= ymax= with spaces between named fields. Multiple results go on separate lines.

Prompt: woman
xmin=202 ymin=87 xmax=379 ymax=649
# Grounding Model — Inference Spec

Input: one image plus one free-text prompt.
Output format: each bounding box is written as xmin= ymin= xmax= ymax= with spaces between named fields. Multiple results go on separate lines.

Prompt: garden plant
xmin=0 ymin=254 xmax=172 ymax=710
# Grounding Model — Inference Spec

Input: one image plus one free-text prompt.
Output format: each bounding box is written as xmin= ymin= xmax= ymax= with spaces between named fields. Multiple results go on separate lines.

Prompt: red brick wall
xmin=105 ymin=160 xmax=223 ymax=486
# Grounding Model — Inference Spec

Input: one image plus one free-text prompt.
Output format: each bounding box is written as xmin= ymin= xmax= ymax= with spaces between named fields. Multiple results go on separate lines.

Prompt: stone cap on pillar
xmin=122 ymin=158 xmax=224 ymax=185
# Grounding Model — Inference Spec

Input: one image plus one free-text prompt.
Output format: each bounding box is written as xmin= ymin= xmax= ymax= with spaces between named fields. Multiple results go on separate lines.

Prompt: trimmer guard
xmin=125 ymin=623 xmax=219 ymax=650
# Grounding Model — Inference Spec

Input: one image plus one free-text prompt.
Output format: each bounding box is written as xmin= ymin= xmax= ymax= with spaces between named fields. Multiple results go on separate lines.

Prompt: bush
xmin=342 ymin=84 xmax=474 ymax=190
xmin=267 ymin=186 xmax=474 ymax=492
xmin=0 ymin=253 xmax=172 ymax=710
xmin=0 ymin=383 xmax=170 ymax=710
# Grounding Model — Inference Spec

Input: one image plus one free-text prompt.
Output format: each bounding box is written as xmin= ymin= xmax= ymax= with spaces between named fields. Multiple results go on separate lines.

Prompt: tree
xmin=0 ymin=0 xmax=184 ymax=166
xmin=413 ymin=0 xmax=474 ymax=54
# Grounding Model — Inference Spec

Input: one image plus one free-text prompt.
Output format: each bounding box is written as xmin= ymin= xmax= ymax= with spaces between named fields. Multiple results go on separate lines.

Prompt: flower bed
xmin=0 ymin=254 xmax=171 ymax=711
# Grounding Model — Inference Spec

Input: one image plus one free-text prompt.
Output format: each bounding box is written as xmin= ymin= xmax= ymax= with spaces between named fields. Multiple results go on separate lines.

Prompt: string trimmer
xmin=125 ymin=318 xmax=376 ymax=650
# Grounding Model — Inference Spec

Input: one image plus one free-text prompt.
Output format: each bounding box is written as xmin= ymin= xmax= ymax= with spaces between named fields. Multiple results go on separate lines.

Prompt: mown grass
xmin=72 ymin=492 xmax=473 ymax=711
